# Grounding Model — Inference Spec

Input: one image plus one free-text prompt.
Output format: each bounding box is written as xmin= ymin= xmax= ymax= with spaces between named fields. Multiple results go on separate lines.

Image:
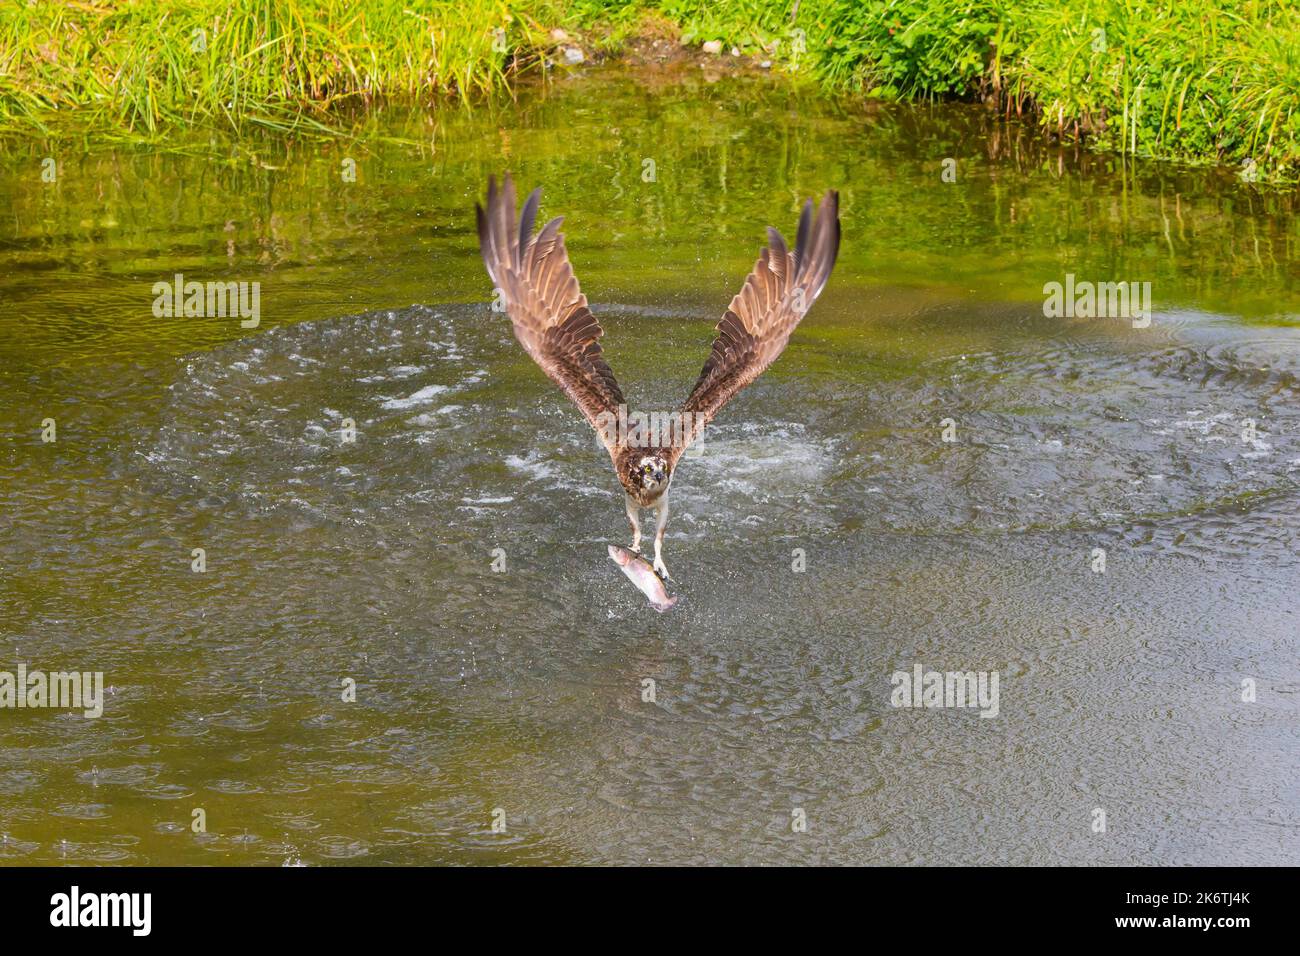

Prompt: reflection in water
xmin=0 ymin=65 xmax=1297 ymax=865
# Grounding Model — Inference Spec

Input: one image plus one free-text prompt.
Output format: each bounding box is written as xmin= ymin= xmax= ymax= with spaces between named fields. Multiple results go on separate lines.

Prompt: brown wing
xmin=476 ymin=174 xmax=624 ymax=451
xmin=672 ymin=190 xmax=840 ymax=459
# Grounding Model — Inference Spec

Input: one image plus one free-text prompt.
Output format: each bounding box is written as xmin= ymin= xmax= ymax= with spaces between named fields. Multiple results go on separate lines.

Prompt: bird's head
xmin=634 ymin=454 xmax=670 ymax=494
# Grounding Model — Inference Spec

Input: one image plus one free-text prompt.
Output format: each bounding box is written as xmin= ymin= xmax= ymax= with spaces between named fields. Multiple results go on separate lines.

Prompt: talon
xmin=653 ymin=558 xmax=671 ymax=580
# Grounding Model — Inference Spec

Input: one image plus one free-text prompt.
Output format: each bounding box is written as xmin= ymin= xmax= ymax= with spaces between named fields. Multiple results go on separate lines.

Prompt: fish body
xmin=608 ymin=545 xmax=678 ymax=613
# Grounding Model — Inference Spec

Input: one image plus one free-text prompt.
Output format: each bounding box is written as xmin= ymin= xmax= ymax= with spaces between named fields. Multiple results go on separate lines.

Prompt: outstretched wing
xmin=672 ymin=190 xmax=840 ymax=458
xmin=476 ymin=173 xmax=624 ymax=451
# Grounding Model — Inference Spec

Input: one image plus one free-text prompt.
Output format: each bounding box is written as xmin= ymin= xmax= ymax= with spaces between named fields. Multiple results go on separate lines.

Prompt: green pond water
xmin=1 ymin=65 xmax=1298 ymax=865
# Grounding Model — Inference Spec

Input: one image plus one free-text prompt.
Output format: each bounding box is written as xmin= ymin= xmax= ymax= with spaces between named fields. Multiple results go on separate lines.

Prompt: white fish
xmin=608 ymin=545 xmax=678 ymax=613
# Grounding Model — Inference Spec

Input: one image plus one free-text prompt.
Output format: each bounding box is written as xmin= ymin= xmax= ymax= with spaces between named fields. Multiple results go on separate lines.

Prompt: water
xmin=1 ymin=64 xmax=1298 ymax=865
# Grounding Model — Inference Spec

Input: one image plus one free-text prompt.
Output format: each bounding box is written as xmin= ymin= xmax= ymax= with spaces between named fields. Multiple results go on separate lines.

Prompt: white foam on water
xmin=407 ymin=405 xmax=462 ymax=426
xmin=504 ymin=453 xmax=556 ymax=480
xmin=380 ymin=384 xmax=449 ymax=409
xmin=689 ymin=428 xmax=834 ymax=495
xmin=359 ymin=364 xmax=425 ymax=383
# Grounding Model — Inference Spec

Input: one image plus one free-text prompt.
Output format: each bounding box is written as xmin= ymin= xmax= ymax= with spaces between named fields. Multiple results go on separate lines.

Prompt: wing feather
xmin=476 ymin=174 xmax=624 ymax=451
xmin=673 ymin=190 xmax=840 ymax=457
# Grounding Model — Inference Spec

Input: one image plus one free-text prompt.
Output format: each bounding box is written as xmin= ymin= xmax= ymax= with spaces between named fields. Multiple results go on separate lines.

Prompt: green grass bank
xmin=2 ymin=0 xmax=1297 ymax=179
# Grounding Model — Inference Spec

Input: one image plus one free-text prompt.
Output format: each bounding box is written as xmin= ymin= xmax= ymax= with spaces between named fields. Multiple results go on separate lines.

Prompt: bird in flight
xmin=476 ymin=174 xmax=840 ymax=581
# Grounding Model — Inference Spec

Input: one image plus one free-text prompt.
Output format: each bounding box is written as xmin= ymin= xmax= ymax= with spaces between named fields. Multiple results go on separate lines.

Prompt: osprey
xmin=476 ymin=174 xmax=840 ymax=580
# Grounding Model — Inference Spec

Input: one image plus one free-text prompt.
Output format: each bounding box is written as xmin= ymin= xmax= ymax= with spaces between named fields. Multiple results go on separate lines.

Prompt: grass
xmin=2 ymin=0 xmax=1298 ymax=179
xmin=654 ymin=0 xmax=1300 ymax=180
xmin=0 ymin=0 xmax=571 ymax=135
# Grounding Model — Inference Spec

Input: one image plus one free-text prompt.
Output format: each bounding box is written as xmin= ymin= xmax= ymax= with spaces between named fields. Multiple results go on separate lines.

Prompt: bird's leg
xmin=625 ymin=494 xmax=642 ymax=553
xmin=652 ymin=496 xmax=671 ymax=580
